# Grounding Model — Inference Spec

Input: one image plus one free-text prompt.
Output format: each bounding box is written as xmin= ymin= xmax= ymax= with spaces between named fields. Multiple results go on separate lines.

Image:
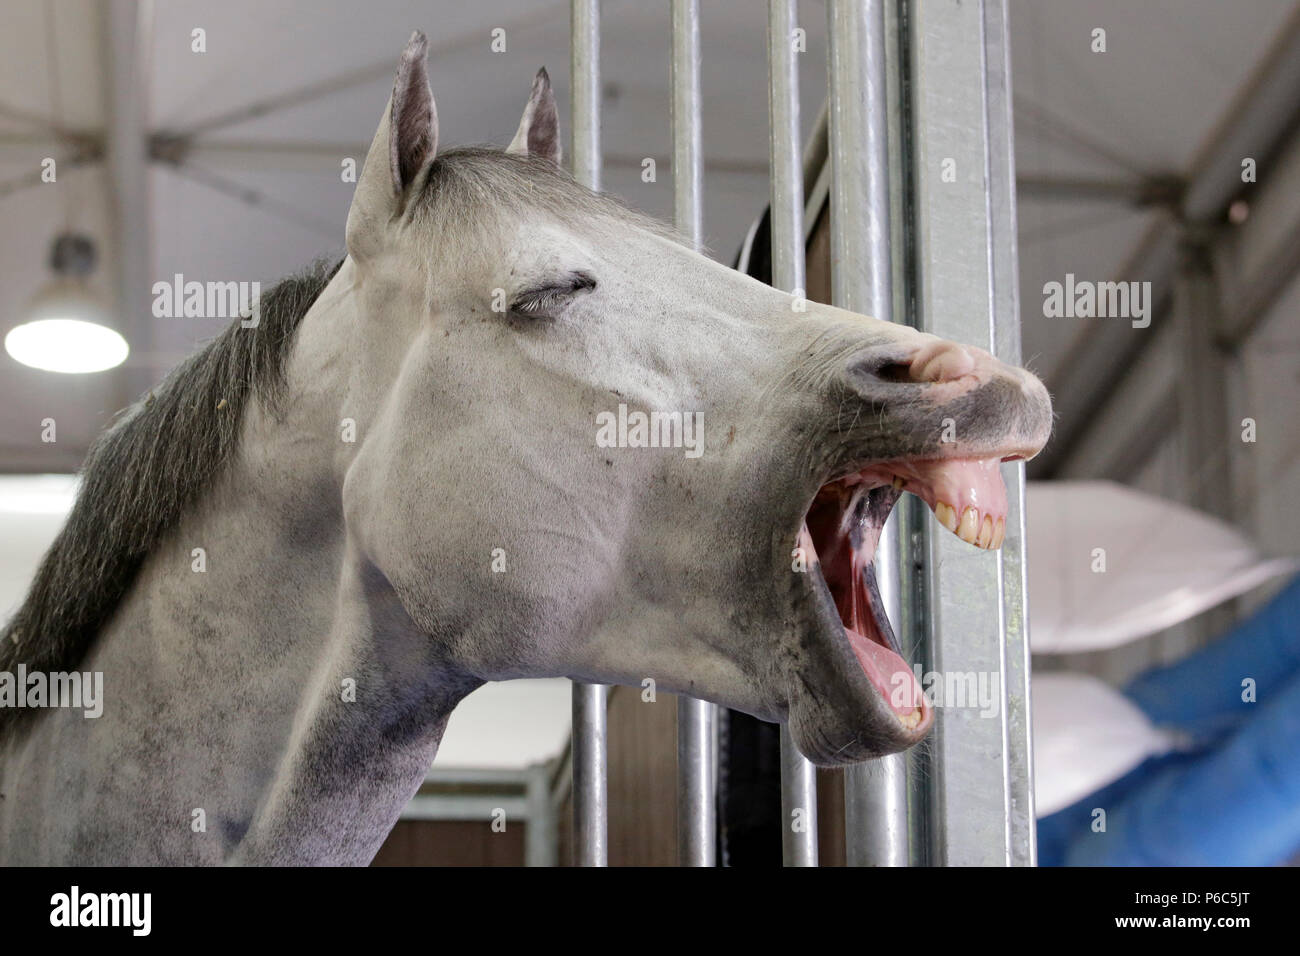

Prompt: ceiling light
xmin=4 ymin=233 xmax=128 ymax=374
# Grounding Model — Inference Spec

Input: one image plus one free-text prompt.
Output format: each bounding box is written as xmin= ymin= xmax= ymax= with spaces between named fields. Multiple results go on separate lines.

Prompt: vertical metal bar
xmin=570 ymin=0 xmax=608 ymax=868
xmin=982 ymin=0 xmax=1036 ymax=865
xmin=768 ymin=0 xmax=819 ymax=868
xmin=570 ymin=0 xmax=601 ymax=191
xmin=907 ymin=0 xmax=1032 ymax=865
xmin=525 ymin=763 xmax=558 ymax=867
xmin=671 ymin=0 xmax=716 ymax=868
xmin=671 ymin=0 xmax=704 ymax=247
xmin=676 ymin=696 xmax=715 ymax=865
xmin=778 ymin=728 xmax=818 ymax=865
xmin=571 ymin=683 xmax=607 ymax=865
xmin=827 ymin=0 xmax=910 ymax=868
xmin=768 ymin=0 xmax=806 ymax=298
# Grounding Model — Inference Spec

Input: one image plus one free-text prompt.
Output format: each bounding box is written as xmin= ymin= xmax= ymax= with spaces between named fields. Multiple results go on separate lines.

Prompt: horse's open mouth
xmin=799 ymin=456 xmax=1012 ymax=731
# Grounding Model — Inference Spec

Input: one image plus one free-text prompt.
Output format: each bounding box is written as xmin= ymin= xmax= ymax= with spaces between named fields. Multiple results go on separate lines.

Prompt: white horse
xmin=0 ymin=33 xmax=1051 ymax=864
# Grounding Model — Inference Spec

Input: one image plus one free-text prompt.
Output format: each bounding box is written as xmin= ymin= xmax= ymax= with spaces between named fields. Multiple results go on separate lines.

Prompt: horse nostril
xmin=876 ymin=362 xmax=914 ymax=383
xmin=848 ymin=353 xmax=929 ymax=386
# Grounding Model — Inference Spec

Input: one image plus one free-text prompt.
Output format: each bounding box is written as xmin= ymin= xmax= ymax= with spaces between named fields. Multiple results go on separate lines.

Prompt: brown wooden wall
xmin=371 ymin=819 xmax=526 ymax=866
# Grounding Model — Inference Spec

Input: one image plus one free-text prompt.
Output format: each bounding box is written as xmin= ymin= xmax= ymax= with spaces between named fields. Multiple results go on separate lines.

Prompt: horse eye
xmin=510 ymin=271 xmax=596 ymax=317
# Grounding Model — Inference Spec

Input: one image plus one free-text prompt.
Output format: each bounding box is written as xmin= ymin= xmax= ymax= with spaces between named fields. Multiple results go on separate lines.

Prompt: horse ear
xmin=506 ymin=67 xmax=561 ymax=166
xmin=389 ymin=31 xmax=438 ymax=190
xmin=346 ymin=31 xmax=438 ymax=259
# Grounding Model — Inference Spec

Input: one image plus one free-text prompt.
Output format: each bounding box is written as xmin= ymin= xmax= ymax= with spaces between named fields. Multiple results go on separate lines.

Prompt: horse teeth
xmin=992 ymin=518 xmax=1005 ymax=549
xmin=958 ymin=507 xmax=980 ymax=543
xmin=896 ymin=707 xmax=923 ymax=730
xmin=934 ymin=501 xmax=958 ymax=532
xmin=891 ymin=475 xmax=905 ymax=490
xmin=977 ymin=515 xmax=994 ymax=548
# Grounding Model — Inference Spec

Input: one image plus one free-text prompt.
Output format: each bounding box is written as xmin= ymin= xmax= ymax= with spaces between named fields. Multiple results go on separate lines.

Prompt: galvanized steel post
xmin=671 ymin=0 xmax=717 ymax=868
xmin=827 ymin=0 xmax=911 ymax=868
xmin=570 ymin=0 xmax=608 ymax=868
xmin=768 ymin=0 xmax=820 ymax=868
xmin=906 ymin=0 xmax=1035 ymax=865
xmin=827 ymin=0 xmax=1031 ymax=868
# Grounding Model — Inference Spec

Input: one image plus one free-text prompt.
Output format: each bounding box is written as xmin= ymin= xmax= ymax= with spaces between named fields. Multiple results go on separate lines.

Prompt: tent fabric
xmin=1032 ymin=672 xmax=1177 ymax=817
xmin=1026 ymin=480 xmax=1297 ymax=654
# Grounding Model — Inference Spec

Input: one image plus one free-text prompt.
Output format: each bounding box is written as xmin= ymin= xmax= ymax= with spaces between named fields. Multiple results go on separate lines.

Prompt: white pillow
xmin=1027 ymin=480 xmax=1296 ymax=654
xmin=1032 ymin=671 xmax=1177 ymax=817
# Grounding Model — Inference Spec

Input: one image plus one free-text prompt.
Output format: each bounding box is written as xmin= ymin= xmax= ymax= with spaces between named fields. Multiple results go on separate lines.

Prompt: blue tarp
xmin=1038 ymin=575 xmax=1300 ymax=866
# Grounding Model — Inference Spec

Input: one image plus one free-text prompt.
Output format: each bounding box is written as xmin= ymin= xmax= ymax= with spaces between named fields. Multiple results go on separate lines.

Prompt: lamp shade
xmin=5 ymin=277 xmax=129 ymax=374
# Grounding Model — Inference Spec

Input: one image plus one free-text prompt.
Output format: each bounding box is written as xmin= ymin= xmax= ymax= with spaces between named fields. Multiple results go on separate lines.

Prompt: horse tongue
xmin=832 ymin=548 xmax=919 ymax=722
xmin=913 ymin=458 xmax=1008 ymax=548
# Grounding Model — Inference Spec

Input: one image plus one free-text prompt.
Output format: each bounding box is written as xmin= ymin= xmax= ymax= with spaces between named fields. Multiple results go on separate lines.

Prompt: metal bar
xmin=768 ymin=0 xmax=819 ymax=868
xmin=670 ymin=0 xmax=716 ymax=868
xmin=907 ymin=0 xmax=1031 ymax=865
xmin=571 ymin=0 xmax=601 ymax=192
xmin=525 ymin=763 xmax=559 ymax=867
xmin=826 ymin=0 xmax=892 ymax=318
xmin=676 ymin=696 xmax=715 ymax=865
xmin=778 ymin=727 xmax=818 ymax=865
xmin=768 ymin=0 xmax=805 ymax=299
xmin=402 ymin=795 xmax=529 ymax=821
xmin=421 ymin=767 xmax=538 ymax=786
xmin=983 ymin=0 xmax=1036 ymax=865
xmin=570 ymin=0 xmax=608 ymax=869
xmin=827 ymin=0 xmax=910 ymax=868
xmin=571 ymin=681 xmax=607 ymax=865
xmin=671 ymin=0 xmax=703 ymax=247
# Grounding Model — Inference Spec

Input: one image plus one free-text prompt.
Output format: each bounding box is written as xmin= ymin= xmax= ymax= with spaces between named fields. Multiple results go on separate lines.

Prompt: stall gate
xmin=569 ymin=0 xmax=1032 ymax=867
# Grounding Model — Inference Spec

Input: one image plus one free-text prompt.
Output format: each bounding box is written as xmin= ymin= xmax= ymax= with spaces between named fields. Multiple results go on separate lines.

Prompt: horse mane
xmin=0 ymin=257 xmax=343 ymax=719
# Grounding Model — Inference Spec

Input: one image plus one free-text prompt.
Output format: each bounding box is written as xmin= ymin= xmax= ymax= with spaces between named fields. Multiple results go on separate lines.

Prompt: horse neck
xmin=4 ymin=263 xmax=476 ymax=864
xmin=215 ymin=265 xmax=487 ymax=861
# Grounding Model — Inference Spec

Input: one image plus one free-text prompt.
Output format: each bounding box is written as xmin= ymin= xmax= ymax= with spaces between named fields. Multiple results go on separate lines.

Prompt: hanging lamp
xmin=5 ymin=233 xmax=128 ymax=374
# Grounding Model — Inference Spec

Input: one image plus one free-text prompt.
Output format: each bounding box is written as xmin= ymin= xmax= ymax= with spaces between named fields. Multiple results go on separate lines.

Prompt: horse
xmin=0 ymin=32 xmax=1051 ymax=865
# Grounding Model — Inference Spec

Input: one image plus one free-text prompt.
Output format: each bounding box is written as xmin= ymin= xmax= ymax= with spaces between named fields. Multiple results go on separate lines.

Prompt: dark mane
xmin=0 ymin=258 xmax=342 ymax=720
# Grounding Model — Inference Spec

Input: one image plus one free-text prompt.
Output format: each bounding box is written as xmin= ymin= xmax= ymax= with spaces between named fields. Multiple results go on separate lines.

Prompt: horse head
xmin=340 ymin=33 xmax=1052 ymax=766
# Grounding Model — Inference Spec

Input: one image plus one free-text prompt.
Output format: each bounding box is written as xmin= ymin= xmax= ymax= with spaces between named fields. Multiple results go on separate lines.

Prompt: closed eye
xmin=510 ymin=271 xmax=597 ymax=317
